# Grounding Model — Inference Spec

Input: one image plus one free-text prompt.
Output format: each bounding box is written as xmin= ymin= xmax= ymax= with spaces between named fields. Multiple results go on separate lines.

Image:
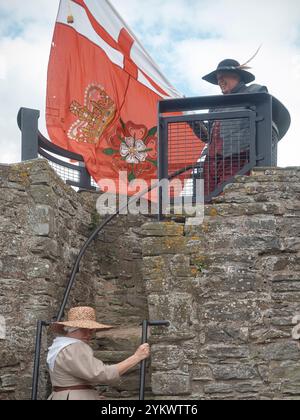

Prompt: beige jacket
xmin=48 ymin=341 xmax=120 ymax=400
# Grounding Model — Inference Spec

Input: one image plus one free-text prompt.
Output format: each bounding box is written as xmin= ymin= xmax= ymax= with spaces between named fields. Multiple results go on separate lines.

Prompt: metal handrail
xmin=18 ymin=108 xmax=96 ymax=191
xmin=31 ymin=163 xmax=196 ymax=400
xmin=38 ymin=131 xmax=85 ymax=162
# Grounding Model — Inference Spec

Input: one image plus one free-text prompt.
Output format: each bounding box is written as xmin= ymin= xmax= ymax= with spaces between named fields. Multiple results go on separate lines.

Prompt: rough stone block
xmin=141 ymin=222 xmax=184 ymax=237
xmin=148 ymin=293 xmax=194 ymax=329
xmin=142 ymin=256 xmax=170 ymax=293
xmin=0 ymin=351 xmax=18 ymax=368
xmin=0 ymin=316 xmax=6 ymax=340
xmin=192 ymin=364 xmax=213 ymax=381
xmin=28 ymin=237 xmax=59 ymax=259
xmin=204 ymin=383 xmax=233 ymax=395
xmin=28 ymin=205 xmax=54 ymax=237
xmin=142 ymin=237 xmax=188 ymax=257
xmin=0 ymin=374 xmax=17 ymax=390
xmin=26 ymin=260 xmax=53 ymax=279
xmin=201 ymin=299 xmax=264 ymax=323
xmin=29 ymin=185 xmax=55 ymax=206
xmin=152 ymin=345 xmax=186 ymax=371
xmin=255 ymin=342 xmax=300 ymax=362
xmin=170 ymin=255 xmax=191 ymax=278
xmin=205 ymin=324 xmax=249 ymax=345
xmin=250 ymin=328 xmax=291 ymax=344
xmin=152 ymin=372 xmax=191 ymax=396
xmin=211 ymin=364 xmax=258 ymax=380
xmin=205 ymin=345 xmax=250 ymax=360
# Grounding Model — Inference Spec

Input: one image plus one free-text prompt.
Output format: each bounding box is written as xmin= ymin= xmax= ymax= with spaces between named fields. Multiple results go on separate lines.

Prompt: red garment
xmin=204 ymin=151 xmax=250 ymax=197
xmin=204 ymin=120 xmax=250 ymax=196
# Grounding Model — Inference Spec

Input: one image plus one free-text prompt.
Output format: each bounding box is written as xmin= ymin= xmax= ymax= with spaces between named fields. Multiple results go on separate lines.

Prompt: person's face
xmin=217 ymin=71 xmax=241 ymax=94
xmin=80 ymin=329 xmax=96 ymax=342
xmin=68 ymin=328 xmax=96 ymax=342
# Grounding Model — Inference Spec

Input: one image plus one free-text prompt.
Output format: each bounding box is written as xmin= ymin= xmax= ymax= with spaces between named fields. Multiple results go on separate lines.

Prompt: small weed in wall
xmin=195 ymin=262 xmax=207 ymax=273
xmin=89 ymin=209 xmax=101 ymax=231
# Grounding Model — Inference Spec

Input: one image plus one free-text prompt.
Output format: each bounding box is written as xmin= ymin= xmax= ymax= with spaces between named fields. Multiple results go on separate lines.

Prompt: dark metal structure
xmin=158 ymin=93 xmax=290 ymax=218
xmin=18 ymin=108 xmax=97 ymax=191
xmin=139 ymin=320 xmax=170 ymax=401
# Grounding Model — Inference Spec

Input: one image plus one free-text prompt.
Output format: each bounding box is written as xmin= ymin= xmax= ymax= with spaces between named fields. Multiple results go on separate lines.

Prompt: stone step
xmin=205 ymin=201 xmax=286 ymax=218
xmin=211 ymin=168 xmax=300 ymax=205
xmin=251 ymin=167 xmax=300 ymax=177
xmin=213 ymin=188 xmax=300 ymax=205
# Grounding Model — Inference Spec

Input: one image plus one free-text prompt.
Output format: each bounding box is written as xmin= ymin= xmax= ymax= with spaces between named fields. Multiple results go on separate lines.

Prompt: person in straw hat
xmin=47 ymin=307 xmax=150 ymax=400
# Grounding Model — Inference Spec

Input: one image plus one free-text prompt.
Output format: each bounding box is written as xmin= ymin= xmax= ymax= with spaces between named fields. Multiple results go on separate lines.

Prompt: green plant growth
xmin=195 ymin=260 xmax=208 ymax=273
xmin=89 ymin=209 xmax=101 ymax=231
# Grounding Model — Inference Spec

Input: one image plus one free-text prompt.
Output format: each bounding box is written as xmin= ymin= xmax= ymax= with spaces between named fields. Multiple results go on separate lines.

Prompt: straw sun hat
xmin=52 ymin=307 xmax=114 ymax=333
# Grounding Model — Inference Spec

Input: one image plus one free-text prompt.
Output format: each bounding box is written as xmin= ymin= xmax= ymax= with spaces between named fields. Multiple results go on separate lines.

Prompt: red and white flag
xmin=46 ymin=0 xmax=203 ymax=194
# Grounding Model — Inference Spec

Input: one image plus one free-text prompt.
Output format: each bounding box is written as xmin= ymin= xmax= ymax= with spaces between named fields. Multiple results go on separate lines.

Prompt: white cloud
xmin=113 ymin=0 xmax=300 ymax=168
xmin=0 ymin=0 xmax=299 ymax=168
xmin=0 ymin=54 xmax=7 ymax=79
xmin=0 ymin=0 xmax=59 ymax=163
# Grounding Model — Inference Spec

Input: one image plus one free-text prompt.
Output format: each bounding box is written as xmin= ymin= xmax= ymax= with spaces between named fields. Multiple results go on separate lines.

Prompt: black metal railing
xmin=30 ymin=163 xmax=195 ymax=400
xmin=158 ymin=92 xmax=291 ymax=215
xmin=18 ymin=108 xmax=98 ymax=191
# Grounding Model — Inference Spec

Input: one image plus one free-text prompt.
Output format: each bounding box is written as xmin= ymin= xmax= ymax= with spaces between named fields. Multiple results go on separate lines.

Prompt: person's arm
xmin=188 ymin=120 xmax=209 ymax=142
xmin=116 ymin=344 xmax=150 ymax=376
xmin=56 ymin=342 xmax=150 ymax=385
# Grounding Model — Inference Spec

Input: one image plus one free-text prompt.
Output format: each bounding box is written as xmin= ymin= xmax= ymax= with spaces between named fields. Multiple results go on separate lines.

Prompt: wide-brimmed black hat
xmin=202 ymin=59 xmax=256 ymax=85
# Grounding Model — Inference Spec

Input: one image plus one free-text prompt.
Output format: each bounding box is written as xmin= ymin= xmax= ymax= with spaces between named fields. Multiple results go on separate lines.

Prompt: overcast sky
xmin=0 ymin=0 xmax=299 ymax=167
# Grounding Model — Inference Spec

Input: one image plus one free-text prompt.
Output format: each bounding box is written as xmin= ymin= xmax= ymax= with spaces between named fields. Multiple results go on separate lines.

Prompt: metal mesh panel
xmin=91 ymin=178 xmax=99 ymax=188
xmin=167 ymin=116 xmax=251 ymax=200
xmin=38 ymin=154 xmax=80 ymax=184
xmin=167 ymin=121 xmax=204 ymax=199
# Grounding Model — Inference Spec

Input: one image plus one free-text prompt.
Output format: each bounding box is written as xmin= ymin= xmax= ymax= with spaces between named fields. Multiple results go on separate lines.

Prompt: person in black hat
xmin=198 ymin=57 xmax=273 ymax=196
xmin=191 ymin=55 xmax=290 ymax=198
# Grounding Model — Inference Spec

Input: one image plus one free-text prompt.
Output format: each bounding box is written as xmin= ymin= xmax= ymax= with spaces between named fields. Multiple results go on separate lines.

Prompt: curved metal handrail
xmin=38 ymin=131 xmax=85 ymax=162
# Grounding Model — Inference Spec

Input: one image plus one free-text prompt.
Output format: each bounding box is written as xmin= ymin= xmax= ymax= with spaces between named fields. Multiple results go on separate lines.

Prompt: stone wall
xmin=1 ymin=160 xmax=300 ymax=400
xmin=0 ymin=160 xmax=149 ymax=400
xmin=142 ymin=168 xmax=300 ymax=400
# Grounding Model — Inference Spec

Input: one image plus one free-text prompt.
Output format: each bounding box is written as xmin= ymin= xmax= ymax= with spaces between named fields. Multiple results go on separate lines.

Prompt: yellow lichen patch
xmin=201 ymin=223 xmax=210 ymax=233
xmin=9 ymin=169 xmax=30 ymax=186
xmin=191 ymin=267 xmax=198 ymax=277
xmin=21 ymin=174 xmax=29 ymax=186
xmin=209 ymin=207 xmax=218 ymax=217
xmin=195 ymin=256 xmax=207 ymax=264
xmin=190 ymin=237 xmax=201 ymax=241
